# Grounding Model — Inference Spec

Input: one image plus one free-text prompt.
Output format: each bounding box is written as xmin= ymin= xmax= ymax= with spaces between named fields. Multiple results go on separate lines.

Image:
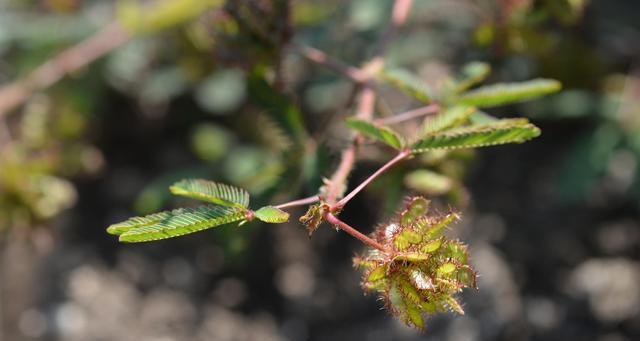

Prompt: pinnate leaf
xmin=458 ymin=78 xmax=561 ymax=108
xmin=411 ymin=119 xmax=541 ymax=153
xmin=345 ymin=118 xmax=404 ymax=149
xmin=170 ymin=179 xmax=250 ymax=208
xmin=254 ymin=206 xmax=289 ymax=223
xmin=421 ymin=105 xmax=475 ymax=135
xmin=380 ymin=68 xmax=432 ymax=103
xmin=115 ymin=205 xmax=246 ymax=242
xmin=452 ymin=62 xmax=491 ymax=94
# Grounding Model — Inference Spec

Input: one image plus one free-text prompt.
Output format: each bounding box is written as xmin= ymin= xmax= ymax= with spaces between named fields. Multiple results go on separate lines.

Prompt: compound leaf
xmin=170 ymin=179 xmax=250 ymax=208
xmin=421 ymin=105 xmax=475 ymax=135
xmin=452 ymin=62 xmax=491 ymax=94
xmin=345 ymin=118 xmax=404 ymax=149
xmin=254 ymin=206 xmax=289 ymax=223
xmin=411 ymin=119 xmax=541 ymax=153
xmin=116 ymin=205 xmax=246 ymax=242
xmin=458 ymin=78 xmax=561 ymax=108
xmin=380 ymin=68 xmax=432 ymax=104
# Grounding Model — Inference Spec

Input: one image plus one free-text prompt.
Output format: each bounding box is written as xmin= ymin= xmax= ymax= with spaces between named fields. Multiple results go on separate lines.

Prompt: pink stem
xmin=325 ymin=213 xmax=386 ymax=252
xmin=375 ymin=104 xmax=440 ymax=125
xmin=275 ymin=195 xmax=320 ymax=209
xmin=295 ymin=44 xmax=368 ymax=84
xmin=334 ymin=149 xmax=411 ymax=209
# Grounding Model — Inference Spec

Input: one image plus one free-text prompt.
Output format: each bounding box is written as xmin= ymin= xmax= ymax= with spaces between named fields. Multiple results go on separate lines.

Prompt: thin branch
xmin=324 ymin=212 xmax=387 ymax=252
xmin=294 ymin=44 xmax=369 ymax=84
xmin=324 ymin=0 xmax=414 ymax=204
xmin=275 ymin=195 xmax=320 ymax=209
xmin=325 ymin=87 xmax=376 ymax=204
xmin=334 ymin=149 xmax=410 ymax=209
xmin=0 ymin=22 xmax=131 ymax=118
xmin=374 ymin=104 xmax=440 ymax=125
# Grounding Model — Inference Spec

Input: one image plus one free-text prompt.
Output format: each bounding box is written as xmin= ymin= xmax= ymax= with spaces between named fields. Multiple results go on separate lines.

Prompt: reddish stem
xmin=324 ymin=212 xmax=386 ymax=252
xmin=334 ymin=149 xmax=411 ymax=210
xmin=375 ymin=104 xmax=440 ymax=125
xmin=295 ymin=44 xmax=369 ymax=84
xmin=275 ymin=195 xmax=320 ymax=209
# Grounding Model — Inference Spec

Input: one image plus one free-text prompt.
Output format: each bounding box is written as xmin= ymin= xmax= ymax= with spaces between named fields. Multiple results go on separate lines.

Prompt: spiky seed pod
xmin=353 ymin=196 xmax=477 ymax=330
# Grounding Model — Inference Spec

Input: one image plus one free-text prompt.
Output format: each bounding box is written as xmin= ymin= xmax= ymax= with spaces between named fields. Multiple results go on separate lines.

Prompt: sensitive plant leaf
xmin=411 ymin=119 xmax=541 ymax=153
xmin=247 ymin=71 xmax=309 ymax=143
xmin=107 ymin=210 xmax=174 ymax=235
xmin=421 ymin=105 xmax=475 ymax=135
xmin=116 ymin=205 xmax=246 ymax=242
xmin=458 ymin=79 xmax=562 ymax=108
xmin=380 ymin=68 xmax=432 ymax=104
xmin=453 ymin=62 xmax=491 ymax=94
xmin=469 ymin=111 xmax=498 ymax=124
xmin=169 ymin=179 xmax=250 ymax=208
xmin=254 ymin=206 xmax=289 ymax=223
xmin=345 ymin=118 xmax=404 ymax=149
xmin=253 ymin=113 xmax=293 ymax=153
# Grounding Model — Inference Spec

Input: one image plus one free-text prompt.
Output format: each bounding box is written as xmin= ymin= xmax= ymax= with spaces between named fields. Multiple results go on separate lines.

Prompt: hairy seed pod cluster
xmin=353 ymin=197 xmax=477 ymax=329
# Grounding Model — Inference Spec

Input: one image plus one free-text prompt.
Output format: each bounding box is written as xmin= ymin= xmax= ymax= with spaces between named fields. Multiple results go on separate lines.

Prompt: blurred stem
xmin=333 ymin=149 xmax=411 ymax=210
xmin=295 ymin=44 xmax=369 ymax=84
xmin=324 ymin=212 xmax=387 ymax=252
xmin=275 ymin=195 xmax=320 ymax=209
xmin=375 ymin=104 xmax=440 ymax=125
xmin=325 ymin=0 xmax=413 ymax=204
xmin=0 ymin=22 xmax=131 ymax=118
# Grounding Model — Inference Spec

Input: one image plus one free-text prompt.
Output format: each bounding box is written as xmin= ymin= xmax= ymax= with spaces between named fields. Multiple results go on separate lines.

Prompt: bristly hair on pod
xmin=353 ymin=196 xmax=477 ymax=330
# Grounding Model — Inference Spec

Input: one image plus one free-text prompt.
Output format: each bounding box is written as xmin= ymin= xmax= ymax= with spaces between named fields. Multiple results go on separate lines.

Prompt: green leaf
xmin=437 ymin=263 xmax=457 ymax=276
xmin=469 ymin=111 xmax=498 ymax=124
xmin=421 ymin=212 xmax=460 ymax=240
xmin=411 ymin=119 xmax=541 ymax=153
xmin=389 ymin=279 xmax=425 ymax=329
xmin=453 ymin=62 xmax=491 ymax=94
xmin=404 ymin=170 xmax=453 ymax=196
xmin=107 ymin=210 xmax=174 ymax=236
xmin=421 ymin=105 xmax=475 ymax=135
xmin=254 ymin=206 xmax=289 ymax=223
xmin=400 ymin=197 xmax=430 ymax=226
xmin=116 ymin=205 xmax=246 ymax=242
xmin=169 ymin=179 xmax=250 ymax=208
xmin=118 ymin=0 xmax=223 ymax=35
xmin=345 ymin=118 xmax=404 ymax=149
xmin=379 ymin=68 xmax=431 ymax=104
xmin=458 ymin=78 xmax=562 ymax=108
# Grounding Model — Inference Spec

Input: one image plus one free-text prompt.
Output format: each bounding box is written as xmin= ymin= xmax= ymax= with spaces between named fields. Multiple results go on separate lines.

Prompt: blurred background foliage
xmin=0 ymin=0 xmax=639 ymax=340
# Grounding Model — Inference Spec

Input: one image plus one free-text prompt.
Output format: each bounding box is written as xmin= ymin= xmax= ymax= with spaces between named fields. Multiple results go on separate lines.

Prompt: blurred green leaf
xmin=345 ymin=118 xmax=404 ymax=149
xmin=421 ymin=105 xmax=475 ymax=135
xmin=196 ymin=68 xmax=247 ymax=114
xmin=458 ymin=79 xmax=562 ymax=108
xmin=452 ymin=62 xmax=491 ymax=94
xmin=190 ymin=123 xmax=233 ymax=162
xmin=405 ymin=170 xmax=453 ymax=196
xmin=117 ymin=0 xmax=223 ymax=35
xmin=380 ymin=68 xmax=432 ymax=104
